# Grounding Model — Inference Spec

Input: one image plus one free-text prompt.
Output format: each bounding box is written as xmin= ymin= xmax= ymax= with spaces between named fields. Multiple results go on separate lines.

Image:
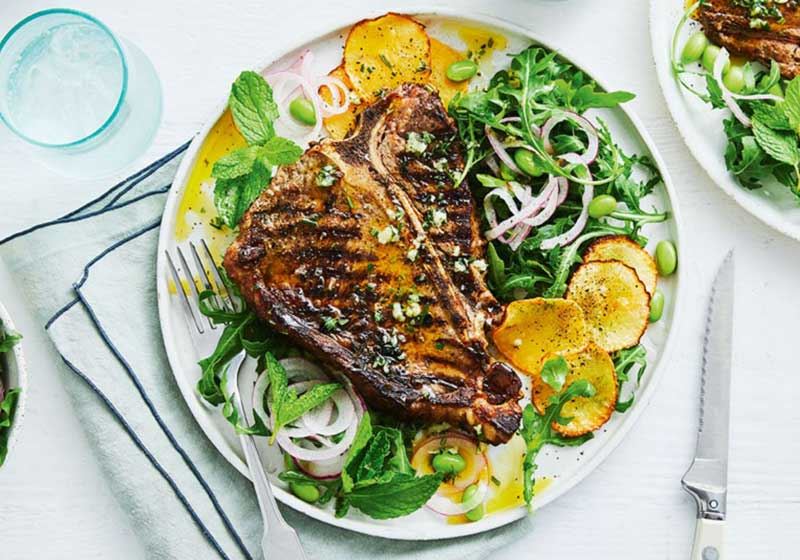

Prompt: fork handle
xmin=690 ymin=518 xmax=725 ymax=560
xmin=240 ymin=432 xmax=290 ymax=530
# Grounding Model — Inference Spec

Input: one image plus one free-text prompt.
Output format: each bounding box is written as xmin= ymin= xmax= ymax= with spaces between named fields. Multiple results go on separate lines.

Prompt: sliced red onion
xmin=294 ymin=455 xmax=344 ymax=480
xmin=556 ymin=177 xmax=569 ymax=205
xmin=485 ymin=155 xmax=500 ymax=175
xmin=522 ymin=182 xmax=559 ymax=227
xmin=251 ymin=357 xmax=363 ymax=463
xmin=484 ymin=177 xmax=557 ymax=240
xmin=713 ymin=49 xmax=751 ymax=128
xmin=426 ymin=480 xmax=488 ymax=516
xmin=315 ymin=75 xmax=351 ymax=116
xmin=486 ymin=126 xmax=521 ymax=174
xmin=276 ymin=420 xmax=357 ymax=462
xmin=483 ymin=186 xmax=520 ymax=232
xmin=540 ymin=182 xmax=594 ymax=250
xmin=541 ymin=111 xmax=599 ymax=164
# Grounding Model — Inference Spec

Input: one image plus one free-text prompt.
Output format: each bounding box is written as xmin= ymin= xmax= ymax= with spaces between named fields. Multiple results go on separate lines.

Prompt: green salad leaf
xmin=345 ymin=472 xmax=443 ymax=520
xmin=519 ymin=379 xmax=596 ymax=506
xmin=229 ymin=70 xmax=279 ymax=146
xmin=211 ymin=71 xmax=303 ymax=228
xmin=0 ymin=321 xmax=22 ymax=467
xmin=540 ymin=356 xmax=569 ymax=392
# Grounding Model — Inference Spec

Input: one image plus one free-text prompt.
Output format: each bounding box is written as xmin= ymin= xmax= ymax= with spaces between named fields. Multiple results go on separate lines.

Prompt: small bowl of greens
xmin=0 ymin=300 xmax=26 ymax=468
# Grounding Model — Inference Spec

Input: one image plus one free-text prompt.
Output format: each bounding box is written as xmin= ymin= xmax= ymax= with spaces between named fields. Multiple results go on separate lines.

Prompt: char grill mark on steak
xmin=224 ymin=83 xmax=521 ymax=443
xmin=697 ymin=0 xmax=800 ymax=77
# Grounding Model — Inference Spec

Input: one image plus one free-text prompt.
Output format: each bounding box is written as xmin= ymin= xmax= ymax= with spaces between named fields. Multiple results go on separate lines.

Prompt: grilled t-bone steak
xmin=697 ymin=0 xmax=800 ymax=78
xmin=224 ymin=83 xmax=522 ymax=444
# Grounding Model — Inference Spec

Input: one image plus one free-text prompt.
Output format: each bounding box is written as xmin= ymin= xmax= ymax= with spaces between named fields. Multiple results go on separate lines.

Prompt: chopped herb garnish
xmin=405 ymin=131 xmax=435 ymax=155
xmin=316 ymin=164 xmax=338 ymax=187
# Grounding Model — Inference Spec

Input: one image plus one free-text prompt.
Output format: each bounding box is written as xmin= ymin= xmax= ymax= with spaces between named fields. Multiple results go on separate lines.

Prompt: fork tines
xmin=166 ymin=239 xmax=236 ymax=334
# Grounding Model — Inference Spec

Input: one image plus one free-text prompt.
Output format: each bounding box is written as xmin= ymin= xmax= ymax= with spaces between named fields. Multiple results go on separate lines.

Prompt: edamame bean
xmin=514 ymin=149 xmax=545 ymax=177
xmin=446 ymin=59 xmax=478 ymax=82
xmin=290 ymin=482 xmax=320 ymax=503
xmin=432 ymin=451 xmax=467 ymax=475
xmin=655 ymin=240 xmax=678 ymax=276
xmin=499 ymin=161 xmax=517 ymax=181
xmin=465 ymin=504 xmax=484 ymax=522
xmin=649 ymin=289 xmax=665 ymax=323
xmin=289 ymin=96 xmax=317 ymax=126
xmin=588 ymin=194 xmax=618 ymax=219
xmin=702 ymin=44 xmax=729 ymax=74
xmin=681 ymin=31 xmax=709 ymax=64
xmin=723 ymin=65 xmax=746 ymax=93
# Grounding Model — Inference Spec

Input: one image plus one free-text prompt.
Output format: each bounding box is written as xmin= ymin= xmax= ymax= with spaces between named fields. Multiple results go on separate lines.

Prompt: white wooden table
xmin=1 ymin=0 xmax=798 ymax=558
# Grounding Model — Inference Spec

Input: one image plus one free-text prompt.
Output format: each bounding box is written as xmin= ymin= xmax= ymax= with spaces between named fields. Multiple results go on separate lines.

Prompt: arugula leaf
xmin=0 ymin=387 xmax=20 ymax=467
xmin=613 ymin=345 xmax=647 ymax=413
xmin=346 ymin=472 xmax=443 ymax=520
xmin=214 ymin=159 xmax=271 ymax=228
xmin=540 ymin=356 xmax=569 ymax=392
xmin=752 ymin=118 xmax=800 ymax=167
xmin=519 ymin=379 xmax=596 ymax=505
xmin=197 ymin=315 xmax=253 ymax=405
xmin=571 ymin=85 xmax=635 ymax=112
xmin=229 ymin=71 xmax=279 ymax=146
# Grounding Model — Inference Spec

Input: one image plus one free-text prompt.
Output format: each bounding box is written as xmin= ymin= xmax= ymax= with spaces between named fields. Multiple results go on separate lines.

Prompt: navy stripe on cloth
xmin=2 ymin=141 xmax=254 ymax=560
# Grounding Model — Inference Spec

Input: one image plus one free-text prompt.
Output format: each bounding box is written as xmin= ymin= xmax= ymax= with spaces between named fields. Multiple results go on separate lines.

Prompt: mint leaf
xmin=783 ymin=77 xmax=800 ymax=134
xmin=212 ymin=146 xmax=260 ymax=180
xmin=229 ymin=71 xmax=279 ymax=146
xmin=347 ymin=472 xmax=443 ymax=519
xmin=259 ymin=137 xmax=303 ymax=166
xmin=342 ymin=412 xmax=372 ymax=492
xmin=214 ymin=160 xmax=271 ymax=228
xmin=276 ymin=382 xmax=341 ymax=429
xmin=752 ymin=118 xmax=799 ymax=166
xmin=540 ymin=356 xmax=569 ymax=392
xmin=0 ymin=387 xmax=21 ymax=467
xmin=752 ymin=103 xmax=791 ymax=131
xmin=356 ymin=429 xmax=393 ymax=482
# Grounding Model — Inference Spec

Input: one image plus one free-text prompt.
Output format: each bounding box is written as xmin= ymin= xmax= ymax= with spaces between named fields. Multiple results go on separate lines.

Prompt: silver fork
xmin=166 ymin=240 xmax=308 ymax=560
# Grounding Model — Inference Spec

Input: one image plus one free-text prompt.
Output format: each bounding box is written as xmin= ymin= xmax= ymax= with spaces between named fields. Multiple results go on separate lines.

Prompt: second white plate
xmin=650 ymin=0 xmax=800 ymax=240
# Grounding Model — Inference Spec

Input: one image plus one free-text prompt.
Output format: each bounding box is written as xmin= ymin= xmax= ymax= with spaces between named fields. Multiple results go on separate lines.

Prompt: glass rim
xmin=0 ymin=8 xmax=129 ymax=149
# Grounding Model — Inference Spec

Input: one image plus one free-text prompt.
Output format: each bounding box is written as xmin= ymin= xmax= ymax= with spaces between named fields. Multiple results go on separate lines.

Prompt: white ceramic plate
xmin=650 ymin=1 xmax=800 ymax=240
xmin=156 ymin=9 xmax=685 ymax=540
xmin=0 ymin=299 xmax=28 ymax=466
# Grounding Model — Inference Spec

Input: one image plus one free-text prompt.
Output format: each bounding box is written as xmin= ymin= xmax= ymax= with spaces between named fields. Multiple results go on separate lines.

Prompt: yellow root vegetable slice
xmin=566 ymin=261 xmax=650 ymax=352
xmin=343 ymin=13 xmax=431 ymax=101
xmin=492 ymin=298 xmax=589 ymax=376
xmin=584 ymin=235 xmax=658 ymax=294
xmin=320 ymin=65 xmax=361 ymax=140
xmin=428 ymin=38 xmax=468 ymax=108
xmin=531 ymin=343 xmax=618 ymax=437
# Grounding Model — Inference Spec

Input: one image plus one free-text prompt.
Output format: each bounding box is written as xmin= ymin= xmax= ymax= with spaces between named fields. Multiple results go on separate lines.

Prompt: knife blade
xmin=682 ymin=252 xmax=734 ymax=560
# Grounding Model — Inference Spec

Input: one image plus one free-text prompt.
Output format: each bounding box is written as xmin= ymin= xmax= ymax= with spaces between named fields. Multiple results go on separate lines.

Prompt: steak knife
xmin=682 ymin=251 xmax=734 ymax=560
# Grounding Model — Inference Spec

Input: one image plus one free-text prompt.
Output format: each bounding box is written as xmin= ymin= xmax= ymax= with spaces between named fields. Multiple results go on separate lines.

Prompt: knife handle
xmin=690 ymin=518 xmax=725 ymax=560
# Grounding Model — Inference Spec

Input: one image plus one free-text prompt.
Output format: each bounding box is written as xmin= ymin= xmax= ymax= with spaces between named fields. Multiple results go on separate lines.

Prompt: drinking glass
xmin=0 ymin=9 xmax=162 ymax=177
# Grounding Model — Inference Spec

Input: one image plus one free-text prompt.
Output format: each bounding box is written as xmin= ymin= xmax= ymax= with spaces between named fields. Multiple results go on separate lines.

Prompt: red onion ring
xmin=484 ymin=177 xmax=557 ymax=240
xmin=294 ymin=455 xmax=344 ymax=481
xmin=713 ymin=49 xmax=751 ymax=128
xmin=541 ymin=181 xmax=594 ymax=250
xmin=541 ymin=111 xmax=599 ymax=164
xmin=486 ymin=126 xmax=521 ymax=174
